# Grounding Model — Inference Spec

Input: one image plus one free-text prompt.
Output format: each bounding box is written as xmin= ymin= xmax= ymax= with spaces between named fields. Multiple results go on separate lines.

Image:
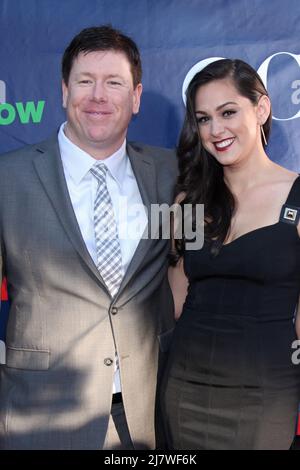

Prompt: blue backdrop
xmin=1 ymin=0 xmax=300 ymax=345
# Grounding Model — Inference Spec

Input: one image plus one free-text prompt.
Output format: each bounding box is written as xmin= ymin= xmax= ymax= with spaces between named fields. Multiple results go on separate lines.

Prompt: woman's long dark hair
xmin=172 ymin=59 xmax=272 ymax=261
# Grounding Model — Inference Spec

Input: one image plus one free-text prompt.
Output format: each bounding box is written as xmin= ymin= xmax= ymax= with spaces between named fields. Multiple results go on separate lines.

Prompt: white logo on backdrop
xmin=0 ymin=80 xmax=6 ymax=104
xmin=291 ymin=80 xmax=300 ymax=105
xmin=182 ymin=52 xmax=300 ymax=121
xmin=257 ymin=52 xmax=300 ymax=121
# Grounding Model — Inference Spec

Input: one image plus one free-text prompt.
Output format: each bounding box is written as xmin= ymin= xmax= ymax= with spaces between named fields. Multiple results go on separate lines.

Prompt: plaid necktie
xmin=90 ymin=162 xmax=123 ymax=297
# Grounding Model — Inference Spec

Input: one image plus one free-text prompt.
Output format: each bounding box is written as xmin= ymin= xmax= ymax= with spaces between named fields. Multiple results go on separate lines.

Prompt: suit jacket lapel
xmin=32 ymin=136 xmax=108 ymax=290
xmin=116 ymin=142 xmax=158 ymax=301
xmin=32 ymin=137 xmax=159 ymax=301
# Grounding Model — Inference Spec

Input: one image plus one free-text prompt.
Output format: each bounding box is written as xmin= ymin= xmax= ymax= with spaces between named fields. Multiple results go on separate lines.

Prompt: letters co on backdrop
xmin=182 ymin=52 xmax=300 ymax=121
xmin=0 ymin=0 xmax=299 ymax=378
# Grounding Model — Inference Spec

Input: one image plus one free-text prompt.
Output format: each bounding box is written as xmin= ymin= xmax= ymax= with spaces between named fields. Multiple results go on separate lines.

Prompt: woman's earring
xmin=261 ymin=125 xmax=267 ymax=146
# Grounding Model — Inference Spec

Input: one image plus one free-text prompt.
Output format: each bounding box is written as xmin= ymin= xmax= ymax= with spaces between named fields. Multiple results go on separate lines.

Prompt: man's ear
xmin=62 ymin=80 xmax=68 ymax=109
xmin=132 ymin=83 xmax=143 ymax=115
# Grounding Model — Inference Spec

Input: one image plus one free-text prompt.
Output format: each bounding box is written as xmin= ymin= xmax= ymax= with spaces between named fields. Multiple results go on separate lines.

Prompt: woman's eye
xmin=196 ymin=116 xmax=209 ymax=124
xmin=223 ymin=110 xmax=236 ymax=117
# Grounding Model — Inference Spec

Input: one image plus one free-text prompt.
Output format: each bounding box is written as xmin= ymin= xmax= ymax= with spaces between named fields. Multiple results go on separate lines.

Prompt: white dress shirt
xmin=58 ymin=123 xmax=147 ymax=393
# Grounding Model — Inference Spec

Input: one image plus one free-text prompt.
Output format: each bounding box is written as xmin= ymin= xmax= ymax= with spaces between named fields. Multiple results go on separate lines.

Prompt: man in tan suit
xmin=0 ymin=25 xmax=177 ymax=449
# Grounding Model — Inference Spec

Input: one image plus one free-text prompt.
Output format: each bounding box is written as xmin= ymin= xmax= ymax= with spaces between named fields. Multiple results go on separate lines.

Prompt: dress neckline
xmin=222 ymin=221 xmax=281 ymax=247
xmin=222 ymin=175 xmax=300 ymax=248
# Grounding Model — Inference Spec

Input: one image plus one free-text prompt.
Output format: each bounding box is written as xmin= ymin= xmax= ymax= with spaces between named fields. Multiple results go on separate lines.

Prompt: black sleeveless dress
xmin=162 ymin=177 xmax=300 ymax=450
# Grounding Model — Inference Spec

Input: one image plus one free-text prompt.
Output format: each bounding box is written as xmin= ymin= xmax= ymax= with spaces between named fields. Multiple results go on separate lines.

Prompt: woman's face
xmin=194 ymin=78 xmax=264 ymax=167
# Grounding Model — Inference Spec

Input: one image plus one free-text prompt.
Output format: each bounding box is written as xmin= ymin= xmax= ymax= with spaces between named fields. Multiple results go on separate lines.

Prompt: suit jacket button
xmin=104 ymin=358 xmax=113 ymax=366
xmin=111 ymin=307 xmax=118 ymax=315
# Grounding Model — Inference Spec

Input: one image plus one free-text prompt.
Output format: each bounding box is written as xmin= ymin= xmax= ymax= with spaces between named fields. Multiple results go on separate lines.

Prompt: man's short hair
xmin=62 ymin=25 xmax=142 ymax=87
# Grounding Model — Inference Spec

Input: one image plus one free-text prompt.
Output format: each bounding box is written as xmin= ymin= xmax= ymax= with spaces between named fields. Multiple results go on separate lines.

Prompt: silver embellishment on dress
xmin=283 ymin=207 xmax=298 ymax=222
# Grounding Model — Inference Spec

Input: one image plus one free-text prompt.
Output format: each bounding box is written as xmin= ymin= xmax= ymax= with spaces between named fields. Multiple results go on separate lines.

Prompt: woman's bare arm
xmin=168 ymin=258 xmax=189 ymax=320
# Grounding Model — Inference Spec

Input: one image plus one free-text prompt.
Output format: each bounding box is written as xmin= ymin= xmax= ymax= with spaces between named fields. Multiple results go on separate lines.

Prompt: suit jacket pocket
xmin=6 ymin=346 xmax=50 ymax=370
xmin=158 ymin=327 xmax=175 ymax=353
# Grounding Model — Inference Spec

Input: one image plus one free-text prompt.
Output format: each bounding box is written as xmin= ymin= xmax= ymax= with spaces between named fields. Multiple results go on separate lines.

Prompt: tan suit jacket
xmin=0 ymin=136 xmax=177 ymax=449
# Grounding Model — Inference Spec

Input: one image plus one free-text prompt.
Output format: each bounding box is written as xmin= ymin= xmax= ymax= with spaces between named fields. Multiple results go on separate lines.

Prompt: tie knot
xmin=90 ymin=162 xmax=108 ymax=182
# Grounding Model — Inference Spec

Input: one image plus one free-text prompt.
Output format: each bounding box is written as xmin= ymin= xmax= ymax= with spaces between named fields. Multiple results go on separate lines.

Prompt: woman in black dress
xmin=162 ymin=59 xmax=300 ymax=450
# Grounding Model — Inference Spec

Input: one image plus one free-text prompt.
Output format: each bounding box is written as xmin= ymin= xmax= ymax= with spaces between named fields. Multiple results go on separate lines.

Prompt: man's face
xmin=62 ymin=50 xmax=142 ymax=159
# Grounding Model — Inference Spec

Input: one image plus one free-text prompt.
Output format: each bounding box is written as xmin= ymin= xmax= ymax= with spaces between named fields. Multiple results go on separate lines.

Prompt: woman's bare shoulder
xmin=174 ymin=191 xmax=186 ymax=204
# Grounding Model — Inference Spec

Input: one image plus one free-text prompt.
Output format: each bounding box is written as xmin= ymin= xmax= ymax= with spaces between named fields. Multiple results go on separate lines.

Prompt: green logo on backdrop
xmin=0 ymin=101 xmax=45 ymax=125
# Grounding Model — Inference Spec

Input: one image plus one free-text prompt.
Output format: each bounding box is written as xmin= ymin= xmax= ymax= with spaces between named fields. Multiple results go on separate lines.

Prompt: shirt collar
xmin=58 ymin=122 xmax=127 ymax=187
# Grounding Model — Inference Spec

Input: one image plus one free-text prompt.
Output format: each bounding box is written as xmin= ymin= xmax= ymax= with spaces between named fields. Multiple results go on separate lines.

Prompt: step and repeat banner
xmin=0 ymin=0 xmax=300 ymax=432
